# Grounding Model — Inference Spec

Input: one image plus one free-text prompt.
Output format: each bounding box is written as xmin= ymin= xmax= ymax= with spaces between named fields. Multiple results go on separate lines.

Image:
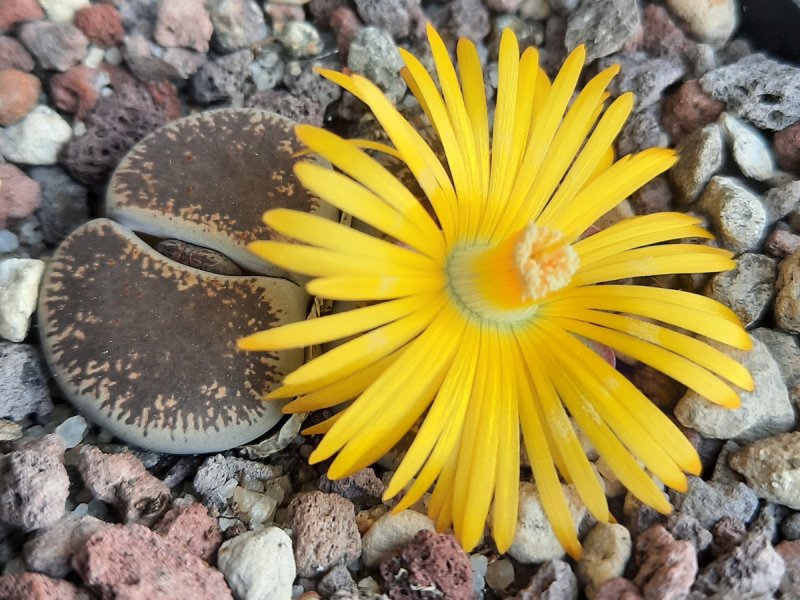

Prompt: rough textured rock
xmin=0 ymin=258 xmax=44 ymax=343
xmin=362 ymin=510 xmax=436 ymax=568
xmin=696 ymin=176 xmax=766 ymax=253
xmin=632 ymin=525 xmax=697 ymax=600
xmin=602 ymin=53 xmax=685 ymax=113
xmin=154 ymin=0 xmax=213 ymax=53
xmin=190 ymin=49 xmax=252 ymax=103
xmin=564 ymin=0 xmax=641 ymax=62
xmin=354 ymin=0 xmax=409 ymax=38
xmin=122 ymin=33 xmax=206 ymax=81
xmin=517 ymin=559 xmax=578 ymax=600
xmin=669 ymin=476 xmax=758 ymax=530
xmin=709 ymin=440 xmax=744 ymax=485
xmin=665 ymin=513 xmax=713 ymax=552
xmin=193 ymin=454 xmax=282 ymax=511
xmin=27 ymin=166 xmax=88 ymax=246
xmin=751 ymin=327 xmax=800 ymax=387
xmin=0 ymin=342 xmax=51 ymax=420
xmin=577 ymin=523 xmax=631 ymax=599
xmin=670 ymin=124 xmax=724 ymax=205
xmin=288 ymin=491 xmax=361 ymax=577
xmin=662 ymin=80 xmax=726 ymax=142
xmin=729 ymin=432 xmax=800 ymax=509
xmin=704 ymin=252 xmax=777 ymax=327
xmin=217 ymin=527 xmax=295 ymax=600
xmin=153 ymin=502 xmax=222 ymax=561
xmin=0 ymin=36 xmax=35 ymax=72
xmin=74 ymin=5 xmax=124 ymax=48
xmin=0 ymin=69 xmax=40 ymax=127
xmin=74 ymin=523 xmax=233 ymax=599
xmin=18 ymin=22 xmax=88 ymax=72
xmin=767 ymin=227 xmax=800 ymax=258
xmin=0 ymin=449 xmax=68 ymax=532
xmin=62 ymin=85 xmax=168 ymax=185
xmin=509 ymin=483 xmax=586 ymax=564
xmin=0 ymin=0 xmax=44 ymax=33
xmin=379 ymin=530 xmax=473 ymax=600
xmin=617 ymin=108 xmax=668 ymax=155
xmin=446 ymin=0 xmax=490 ymax=44
xmin=701 ymin=53 xmax=800 ymax=131
xmin=77 ymin=445 xmax=171 ymax=525
xmin=245 ymin=89 xmax=324 ymax=127
xmin=764 ymin=179 xmax=800 ymax=224
xmin=675 ymin=336 xmax=794 ymax=442
xmin=23 ymin=515 xmax=106 ymax=578
xmin=0 ymin=573 xmax=89 ymax=600
xmin=1 ymin=105 xmax=72 ymax=165
xmin=208 ymin=0 xmax=268 ymax=52
xmin=348 ymin=27 xmax=406 ymax=104
xmin=319 ymin=468 xmax=385 ymax=505
xmin=776 ymin=249 xmax=800 ymax=333
xmin=594 ymin=578 xmax=643 ymax=600
xmin=774 ymin=122 xmax=800 ymax=174
xmin=777 ymin=540 xmax=800 ymax=598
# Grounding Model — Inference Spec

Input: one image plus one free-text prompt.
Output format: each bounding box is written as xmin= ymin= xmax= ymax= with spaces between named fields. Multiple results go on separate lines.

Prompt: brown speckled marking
xmin=38 ymin=219 xmax=309 ymax=454
xmin=107 ymin=109 xmax=337 ymax=278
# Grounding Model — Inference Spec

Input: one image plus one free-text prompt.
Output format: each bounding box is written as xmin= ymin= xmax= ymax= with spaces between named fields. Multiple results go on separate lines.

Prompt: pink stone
xmin=662 ymin=80 xmax=726 ymax=142
xmin=153 ymin=502 xmax=222 ymax=561
xmin=0 ymin=573 xmax=90 ymax=600
xmin=0 ymin=36 xmax=35 ymax=71
xmin=154 ymin=0 xmax=213 ymax=53
xmin=329 ymin=7 xmax=361 ymax=58
xmin=49 ymin=65 xmax=102 ymax=120
xmin=0 ymin=163 xmax=42 ymax=228
xmin=777 ymin=540 xmax=800 ymax=598
xmin=0 ymin=449 xmax=69 ymax=532
xmin=634 ymin=525 xmax=698 ymax=600
xmin=595 ymin=578 xmax=644 ymax=600
xmin=77 ymin=445 xmax=171 ymax=525
xmin=73 ymin=5 xmax=123 ymax=48
xmin=73 ymin=523 xmax=233 ymax=600
xmin=774 ymin=122 xmax=800 ymax=174
xmin=146 ymin=80 xmax=181 ymax=120
xmin=0 ymin=68 xmax=40 ymax=125
xmin=24 ymin=515 xmax=108 ymax=578
xmin=0 ymin=0 xmax=44 ymax=33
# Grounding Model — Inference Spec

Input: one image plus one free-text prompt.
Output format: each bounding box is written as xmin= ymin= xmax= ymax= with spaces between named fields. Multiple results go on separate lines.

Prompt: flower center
xmin=446 ymin=223 xmax=579 ymax=322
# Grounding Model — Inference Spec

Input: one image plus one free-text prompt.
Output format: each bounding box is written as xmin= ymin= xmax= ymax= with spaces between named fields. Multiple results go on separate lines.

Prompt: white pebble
xmin=720 ymin=113 xmax=775 ymax=182
xmin=38 ymin=0 xmax=90 ymax=22
xmin=666 ymin=0 xmax=738 ymax=45
xmin=1 ymin=106 xmax=72 ymax=165
xmin=577 ymin=523 xmax=632 ymax=599
xmin=104 ymin=47 xmax=122 ymax=65
xmin=361 ymin=510 xmax=435 ymax=567
xmin=0 ymin=230 xmax=19 ymax=254
xmin=218 ymin=527 xmax=295 ymax=600
xmin=0 ymin=258 xmax=45 ymax=342
xmin=82 ymin=45 xmax=105 ymax=69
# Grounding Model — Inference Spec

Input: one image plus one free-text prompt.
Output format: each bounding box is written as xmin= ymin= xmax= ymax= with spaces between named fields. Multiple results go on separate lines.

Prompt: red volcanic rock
xmin=0 ymin=573 xmax=90 ymax=600
xmin=74 ymin=5 xmax=123 ymax=48
xmin=153 ymin=502 xmax=222 ymax=562
xmin=0 ymin=0 xmax=44 ymax=33
xmin=774 ymin=122 xmax=800 ymax=174
xmin=662 ymin=80 xmax=726 ymax=142
xmin=49 ymin=65 xmax=102 ymax=120
xmin=0 ymin=68 xmax=40 ymax=125
xmin=0 ymin=163 xmax=41 ymax=228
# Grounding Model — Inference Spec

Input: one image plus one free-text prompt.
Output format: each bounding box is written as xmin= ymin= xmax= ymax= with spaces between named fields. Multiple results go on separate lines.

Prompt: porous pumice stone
xmin=38 ymin=219 xmax=308 ymax=453
xmin=106 ymin=109 xmax=337 ymax=280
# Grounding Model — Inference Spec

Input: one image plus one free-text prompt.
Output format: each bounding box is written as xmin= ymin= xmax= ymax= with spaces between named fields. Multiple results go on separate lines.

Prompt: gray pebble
xmin=250 ymin=44 xmax=285 ymax=92
xmin=191 ymin=49 xmax=253 ymax=103
xmin=729 ymin=432 xmax=800 ymax=509
xmin=348 ymin=27 xmax=406 ymax=104
xmin=751 ymin=328 xmax=800 ymax=388
xmin=710 ymin=440 xmax=744 ymax=485
xmin=18 ymin=22 xmax=88 ymax=72
xmin=0 ymin=231 xmax=19 ymax=254
xmin=703 ymin=252 xmax=777 ymax=327
xmin=602 ymin=52 xmax=685 ymax=113
xmin=489 ymin=15 xmax=544 ymax=59
xmin=277 ymin=21 xmax=323 ymax=60
xmin=54 ymin=415 xmax=88 ymax=450
xmin=617 ymin=108 xmax=669 ymax=156
xmin=669 ymin=476 xmax=758 ymax=530
xmin=565 ymin=0 xmax=640 ymax=63
xmin=446 ymin=0 xmax=490 ymax=43
xmin=283 ymin=59 xmax=343 ymax=109
xmin=28 ymin=166 xmax=89 ymax=246
xmin=701 ymin=53 xmax=800 ymax=131
xmin=781 ymin=513 xmax=800 ymax=541
xmin=670 ymin=124 xmax=725 ymax=206
xmin=0 ymin=342 xmax=52 ymax=421
xmin=665 ymin=513 xmax=713 ymax=552
xmin=675 ymin=336 xmax=795 ymax=443
xmin=355 ymin=0 xmax=409 ymax=39
xmin=0 ymin=450 xmax=69 ymax=532
xmin=764 ymin=180 xmax=800 ymax=225
xmin=208 ymin=0 xmax=268 ymax=52
xmin=123 ymin=34 xmax=206 ymax=81
xmin=516 ymin=559 xmax=578 ymax=599
xmin=696 ymin=176 xmax=766 ymax=253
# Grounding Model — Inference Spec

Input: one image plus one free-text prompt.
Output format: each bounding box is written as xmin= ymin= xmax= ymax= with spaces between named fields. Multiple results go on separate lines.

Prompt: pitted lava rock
xmin=379 ymin=529 xmax=474 ymax=599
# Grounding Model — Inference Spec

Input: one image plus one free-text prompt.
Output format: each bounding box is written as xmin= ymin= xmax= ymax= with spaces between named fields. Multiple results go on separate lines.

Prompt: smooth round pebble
xmin=486 ymin=558 xmax=515 ymax=591
xmin=578 ymin=523 xmax=632 ymax=598
xmin=217 ymin=527 xmax=295 ymax=600
xmin=666 ymin=0 xmax=738 ymax=45
xmin=55 ymin=415 xmax=88 ymax=449
xmin=361 ymin=510 xmax=435 ymax=568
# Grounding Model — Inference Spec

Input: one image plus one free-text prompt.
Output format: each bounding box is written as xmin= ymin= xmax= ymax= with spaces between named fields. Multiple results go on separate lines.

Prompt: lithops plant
xmin=38 ymin=109 xmax=337 ymax=453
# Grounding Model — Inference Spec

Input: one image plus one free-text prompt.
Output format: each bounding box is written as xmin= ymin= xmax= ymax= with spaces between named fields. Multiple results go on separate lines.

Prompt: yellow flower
xmin=239 ymin=26 xmax=753 ymax=558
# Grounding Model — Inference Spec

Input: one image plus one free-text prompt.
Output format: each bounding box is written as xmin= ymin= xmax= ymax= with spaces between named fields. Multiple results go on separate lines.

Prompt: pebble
xmin=676 ymin=335 xmax=795 ymax=441
xmin=348 ymin=27 xmax=406 ymax=104
xmin=637 ymin=4 xmax=695 ymax=63
xmin=154 ymin=0 xmax=213 ymax=53
xmin=766 ymin=226 xmax=800 ymax=258
xmin=617 ymin=108 xmax=669 ymax=156
xmin=283 ymin=59 xmax=342 ymax=110
xmin=379 ymin=530 xmax=474 ymax=599
xmin=77 ymin=445 xmax=171 ymax=525
xmin=208 ymin=0 xmax=268 ymax=52
xmin=288 ymin=491 xmax=361 ymax=577
xmin=517 ymin=559 xmax=579 ymax=599
xmin=632 ymin=525 xmax=697 ymax=600
xmin=751 ymin=327 xmax=800 ymax=388
xmin=776 ymin=249 xmax=800 ymax=333
xmin=564 ymin=0 xmax=641 ymax=62
xmin=777 ymin=540 xmax=800 ymax=598
xmin=0 ymin=37 xmax=35 ymax=72
xmin=509 ymin=483 xmax=586 ymax=564
xmin=519 ymin=0 xmax=551 ymax=20
xmin=191 ymin=48 xmax=253 ymax=103
xmin=38 ymin=0 xmax=90 ymax=23
xmin=75 ymin=523 xmax=233 ymax=599
xmin=665 ymin=512 xmax=713 ymax=552
xmin=122 ymin=33 xmax=206 ymax=81
xmin=602 ymin=53 xmax=685 ymax=113
xmin=193 ymin=454 xmax=282 ymax=510
xmin=329 ymin=7 xmax=360 ymax=57
xmin=74 ymin=5 xmax=124 ymax=48
xmin=318 ymin=468 xmax=384 ymax=505
xmin=54 ymin=415 xmax=87 ymax=449
xmin=594 ymin=578 xmax=642 ymax=600
xmin=670 ymin=124 xmax=724 ymax=205
xmin=0 ymin=0 xmax=44 ymax=32
xmin=0 ymin=164 xmax=41 ymax=228
xmin=217 ymin=527 xmax=294 ymax=600
xmin=0 ymin=342 xmax=52 ymax=420
xmin=578 ymin=523 xmax=632 ymax=599
xmin=276 ymin=21 xmax=323 ymax=60
xmin=486 ymin=558 xmax=514 ymax=591
xmin=701 ymin=53 xmax=800 ymax=131
xmin=18 ymin=22 xmax=89 ymax=72
xmin=318 ymin=564 xmax=357 ymax=597
xmin=0 ymin=572 xmax=87 ymax=600
xmin=470 ymin=554 xmax=487 ymax=598
xmin=704 ymin=252 xmax=777 ymax=327
xmin=719 ymin=112 xmax=775 ymax=181
xmin=669 ymin=476 xmax=758 ymax=530
xmin=729 ymin=432 xmax=800 ymax=509
xmin=709 ymin=440 xmax=744 ymax=484
xmin=0 ymin=259 xmax=44 ymax=343
xmin=693 ymin=528 xmax=785 ymax=597
xmin=361 ymin=509 xmax=435 ymax=568
xmin=763 ymin=179 xmax=800 ymax=225
xmin=665 ymin=0 xmax=737 ymax=45
xmin=0 ymin=448 xmax=69 ymax=532
xmin=27 ymin=166 xmax=88 ymax=245
xmin=354 ymin=0 xmax=409 ymax=38
xmin=1 ymin=106 xmax=72 ymax=166
xmin=447 ymin=0 xmax=490 ymax=43
xmin=49 ymin=65 xmax=104 ymax=120
xmin=22 ymin=514 xmax=106 ymax=578
xmin=250 ymin=44 xmax=286 ymax=92
xmin=774 ymin=122 xmax=800 ymax=174
xmin=783 ymin=514 xmax=800 ymax=541
xmin=696 ymin=176 xmax=766 ymax=253
xmin=0 ymin=230 xmax=18 ymax=253
xmin=0 ymin=69 xmax=39 ymax=127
